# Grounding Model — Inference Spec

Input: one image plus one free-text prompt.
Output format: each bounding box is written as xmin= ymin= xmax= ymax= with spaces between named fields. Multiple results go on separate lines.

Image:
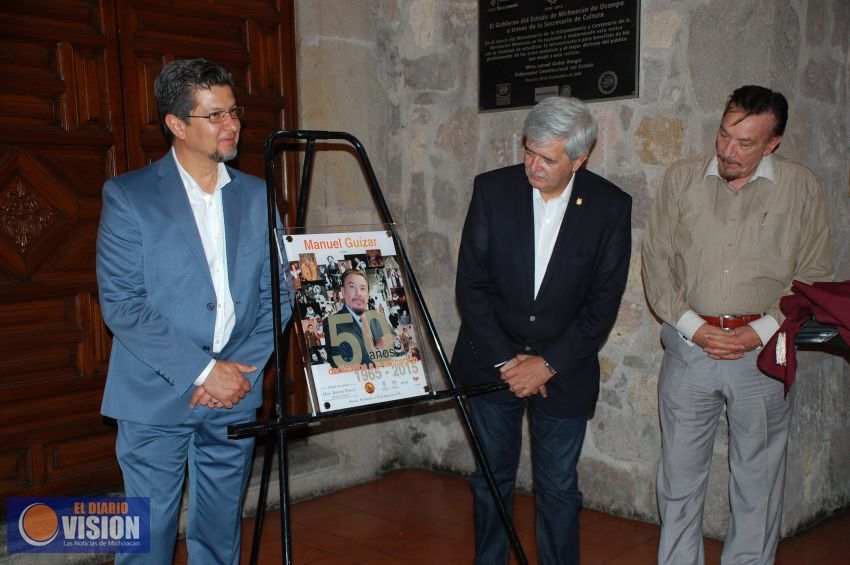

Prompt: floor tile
xmin=165 ymin=469 xmax=849 ymax=564
xmin=774 ymin=537 xmax=836 ymax=564
xmin=602 ymin=537 xmax=658 ymax=564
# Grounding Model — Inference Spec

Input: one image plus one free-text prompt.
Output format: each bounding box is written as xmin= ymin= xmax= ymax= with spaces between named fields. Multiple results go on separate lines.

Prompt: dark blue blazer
xmin=322 ymin=305 xmax=385 ymax=368
xmin=97 ymin=152 xmax=289 ymax=424
xmin=451 ymin=164 xmax=631 ymax=418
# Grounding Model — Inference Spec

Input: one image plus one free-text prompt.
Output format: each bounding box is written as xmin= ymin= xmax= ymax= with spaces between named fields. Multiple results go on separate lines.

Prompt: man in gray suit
xmin=97 ymin=59 xmax=289 ymax=563
xmin=642 ymin=85 xmax=833 ymax=564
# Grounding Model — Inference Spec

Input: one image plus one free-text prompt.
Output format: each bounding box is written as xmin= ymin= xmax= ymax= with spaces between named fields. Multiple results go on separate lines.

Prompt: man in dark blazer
xmin=323 ymin=269 xmax=388 ymax=368
xmin=97 ymin=59 xmax=289 ymax=563
xmin=452 ymin=96 xmax=631 ymax=565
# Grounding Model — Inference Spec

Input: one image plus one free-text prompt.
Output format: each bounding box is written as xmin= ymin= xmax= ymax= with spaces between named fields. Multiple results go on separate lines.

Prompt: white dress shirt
xmin=172 ymin=149 xmax=236 ymax=385
xmin=494 ymin=177 xmax=575 ymax=369
xmin=532 ymin=176 xmax=575 ymax=298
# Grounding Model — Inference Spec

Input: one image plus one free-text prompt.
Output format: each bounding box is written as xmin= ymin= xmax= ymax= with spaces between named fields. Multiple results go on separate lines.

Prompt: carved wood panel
xmin=0 ymin=0 xmax=300 ymax=508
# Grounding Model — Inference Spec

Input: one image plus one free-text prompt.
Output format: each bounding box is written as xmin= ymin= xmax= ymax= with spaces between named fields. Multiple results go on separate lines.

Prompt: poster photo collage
xmin=282 ymin=230 xmax=431 ymax=411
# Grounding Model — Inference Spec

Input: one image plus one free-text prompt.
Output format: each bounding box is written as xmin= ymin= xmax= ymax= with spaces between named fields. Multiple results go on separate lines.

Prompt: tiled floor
xmin=172 ymin=468 xmax=849 ymax=564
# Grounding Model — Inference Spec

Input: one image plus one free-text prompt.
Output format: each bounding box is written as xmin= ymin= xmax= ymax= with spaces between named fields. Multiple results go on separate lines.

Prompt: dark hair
xmin=341 ymin=269 xmax=369 ymax=289
xmin=723 ymin=85 xmax=788 ymax=138
xmin=153 ymin=59 xmax=235 ymax=142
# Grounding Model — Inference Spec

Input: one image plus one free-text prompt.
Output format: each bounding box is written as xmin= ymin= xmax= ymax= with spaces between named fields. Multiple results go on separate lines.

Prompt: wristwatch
xmin=543 ymin=359 xmax=557 ymax=375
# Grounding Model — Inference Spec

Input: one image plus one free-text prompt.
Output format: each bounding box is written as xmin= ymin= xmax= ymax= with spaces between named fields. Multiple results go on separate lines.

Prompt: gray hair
xmin=522 ymin=96 xmax=598 ymax=159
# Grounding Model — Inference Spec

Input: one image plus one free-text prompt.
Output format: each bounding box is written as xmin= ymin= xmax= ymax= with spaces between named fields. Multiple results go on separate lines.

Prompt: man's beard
xmin=718 ymin=166 xmax=743 ymax=183
xmin=211 ymin=146 xmax=238 ymax=163
xmin=717 ymin=156 xmax=745 ymax=181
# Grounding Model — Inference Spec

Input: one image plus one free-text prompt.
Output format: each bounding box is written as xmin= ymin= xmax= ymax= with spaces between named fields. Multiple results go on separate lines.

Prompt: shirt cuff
xmin=749 ymin=315 xmax=779 ymax=347
xmin=675 ymin=309 xmax=705 ymax=343
xmin=193 ymin=359 xmax=216 ymax=386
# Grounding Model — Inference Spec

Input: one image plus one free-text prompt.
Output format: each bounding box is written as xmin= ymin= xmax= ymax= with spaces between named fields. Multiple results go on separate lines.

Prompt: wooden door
xmin=114 ymin=0 xmax=304 ymax=420
xmin=0 ymin=0 xmax=300 ymax=507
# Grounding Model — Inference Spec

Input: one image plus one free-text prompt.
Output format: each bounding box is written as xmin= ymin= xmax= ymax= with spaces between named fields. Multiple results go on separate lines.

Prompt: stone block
xmin=643 ymin=9 xmax=683 ymax=49
xmin=404 ymin=52 xmax=457 ymax=90
xmin=436 ymin=108 xmax=480 ymax=163
xmin=635 ymin=116 xmax=685 ymax=166
xmin=409 ymin=0 xmax=437 ymax=49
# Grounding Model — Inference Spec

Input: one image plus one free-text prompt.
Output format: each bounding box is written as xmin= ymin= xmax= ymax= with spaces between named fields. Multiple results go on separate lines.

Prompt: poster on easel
xmin=279 ymin=227 xmax=434 ymax=413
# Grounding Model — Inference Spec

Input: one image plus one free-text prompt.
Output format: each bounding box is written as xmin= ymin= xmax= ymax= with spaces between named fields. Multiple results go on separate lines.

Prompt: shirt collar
xmin=704 ymin=154 xmax=776 ymax=185
xmin=532 ymin=174 xmax=576 ymax=205
xmin=172 ymin=147 xmax=232 ymax=195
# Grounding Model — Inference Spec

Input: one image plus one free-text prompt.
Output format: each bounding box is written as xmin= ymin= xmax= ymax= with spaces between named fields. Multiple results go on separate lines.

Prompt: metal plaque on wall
xmin=479 ymin=0 xmax=640 ymax=111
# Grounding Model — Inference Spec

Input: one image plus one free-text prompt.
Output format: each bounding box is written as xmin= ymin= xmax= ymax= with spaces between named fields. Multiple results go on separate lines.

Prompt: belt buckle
xmin=719 ymin=314 xmax=735 ymax=331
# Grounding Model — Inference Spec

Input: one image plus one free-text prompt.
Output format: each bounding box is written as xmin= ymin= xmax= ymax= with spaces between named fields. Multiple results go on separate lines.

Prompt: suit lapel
xmin=222 ymin=171 xmax=243 ymax=286
xmin=341 ymin=306 xmax=363 ymax=336
xmin=156 ymin=155 xmax=214 ymax=290
xmin=514 ymin=176 xmax=536 ymax=301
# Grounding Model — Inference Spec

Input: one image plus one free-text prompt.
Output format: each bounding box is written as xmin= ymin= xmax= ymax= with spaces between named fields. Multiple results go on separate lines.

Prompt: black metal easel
xmin=228 ymin=130 xmax=529 ymax=564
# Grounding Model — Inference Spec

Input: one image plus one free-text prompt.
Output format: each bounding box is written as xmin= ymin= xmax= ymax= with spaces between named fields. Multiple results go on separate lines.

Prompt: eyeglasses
xmin=187 ymin=106 xmax=245 ymax=124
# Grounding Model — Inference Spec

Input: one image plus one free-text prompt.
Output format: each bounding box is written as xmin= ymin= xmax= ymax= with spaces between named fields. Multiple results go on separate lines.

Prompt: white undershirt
xmin=532 ymin=176 xmax=575 ymax=298
xmin=172 ymin=148 xmax=236 ymax=385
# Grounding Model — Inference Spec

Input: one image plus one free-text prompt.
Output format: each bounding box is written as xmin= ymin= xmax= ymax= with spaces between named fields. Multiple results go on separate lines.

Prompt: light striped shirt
xmin=642 ymin=153 xmax=833 ymax=346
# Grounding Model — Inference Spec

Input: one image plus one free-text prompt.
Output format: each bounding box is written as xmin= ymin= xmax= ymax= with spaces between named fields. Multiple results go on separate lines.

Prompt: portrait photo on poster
xmin=280 ymin=227 xmax=433 ymax=413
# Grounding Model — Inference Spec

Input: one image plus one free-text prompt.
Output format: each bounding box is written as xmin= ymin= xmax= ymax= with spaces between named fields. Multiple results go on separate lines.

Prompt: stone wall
xmin=293 ymin=0 xmax=850 ymax=537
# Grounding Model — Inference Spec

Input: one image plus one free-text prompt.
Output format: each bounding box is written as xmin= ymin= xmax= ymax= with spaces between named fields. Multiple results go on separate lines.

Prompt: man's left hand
xmin=189 ymin=360 xmax=254 ymax=409
xmin=190 ymin=387 xmax=227 ymax=410
xmin=701 ymin=325 xmax=762 ymax=360
xmin=500 ymin=354 xmax=554 ymax=398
